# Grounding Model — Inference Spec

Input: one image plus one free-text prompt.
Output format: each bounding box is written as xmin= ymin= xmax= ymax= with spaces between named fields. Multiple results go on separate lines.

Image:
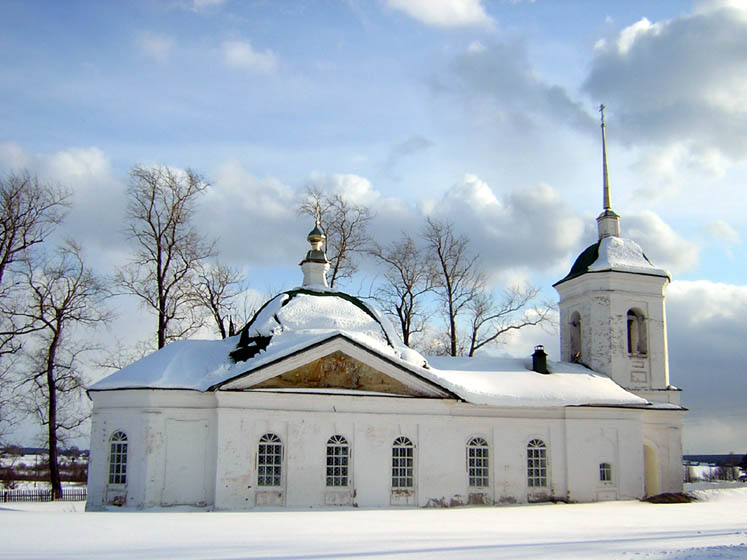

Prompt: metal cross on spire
xmin=600 ymin=104 xmax=611 ymax=211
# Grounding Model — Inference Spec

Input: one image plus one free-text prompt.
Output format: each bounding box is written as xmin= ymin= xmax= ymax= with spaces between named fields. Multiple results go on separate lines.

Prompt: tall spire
xmin=600 ymin=104 xmax=611 ymax=211
xmin=596 ymin=104 xmax=620 ymax=239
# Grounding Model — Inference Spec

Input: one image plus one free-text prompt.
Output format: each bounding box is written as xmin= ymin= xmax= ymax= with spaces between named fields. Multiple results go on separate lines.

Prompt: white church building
xmin=86 ymin=122 xmax=684 ymax=510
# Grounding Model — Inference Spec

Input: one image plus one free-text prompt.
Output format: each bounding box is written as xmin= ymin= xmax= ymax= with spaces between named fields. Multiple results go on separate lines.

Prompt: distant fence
xmin=1 ymin=488 xmax=87 ymax=503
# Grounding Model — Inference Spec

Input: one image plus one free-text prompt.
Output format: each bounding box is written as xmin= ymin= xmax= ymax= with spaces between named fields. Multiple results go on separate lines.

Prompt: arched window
xmin=599 ymin=462 xmax=613 ymax=483
xmin=108 ymin=431 xmax=128 ymax=485
xmin=392 ymin=437 xmax=414 ymax=489
xmin=627 ymin=309 xmax=647 ymax=355
xmin=257 ymin=433 xmax=282 ymax=487
xmin=467 ymin=437 xmax=489 ymax=487
xmin=326 ymin=435 xmax=349 ymax=487
xmin=527 ymin=439 xmax=547 ymax=488
xmin=570 ymin=311 xmax=582 ymax=362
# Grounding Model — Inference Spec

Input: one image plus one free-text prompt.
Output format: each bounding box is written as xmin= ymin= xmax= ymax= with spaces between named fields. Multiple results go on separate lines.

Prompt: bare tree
xmin=118 ymin=165 xmax=214 ymax=349
xmin=370 ymin=234 xmax=435 ymax=347
xmin=466 ymin=286 xmax=553 ymax=357
xmin=423 ymin=218 xmax=551 ymax=357
xmin=192 ymin=261 xmax=246 ymax=339
xmin=15 ymin=242 xmax=110 ymax=499
xmin=0 ymin=171 xmax=69 ymax=440
xmin=0 ymin=172 xmax=69 ymax=357
xmin=422 ymin=218 xmax=481 ymax=356
xmin=298 ymin=186 xmax=372 ymax=288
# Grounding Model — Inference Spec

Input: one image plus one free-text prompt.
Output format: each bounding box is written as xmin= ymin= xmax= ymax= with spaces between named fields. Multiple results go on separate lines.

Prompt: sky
xmin=0 ymin=0 xmax=745 ymax=454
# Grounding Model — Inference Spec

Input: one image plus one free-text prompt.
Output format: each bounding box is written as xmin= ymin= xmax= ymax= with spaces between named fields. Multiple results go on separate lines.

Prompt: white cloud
xmin=467 ymin=40 xmax=486 ymax=53
xmin=385 ymin=0 xmax=493 ymax=28
xmin=427 ymin=175 xmax=585 ymax=277
xmin=624 ymin=211 xmax=699 ymax=274
xmin=0 ymin=141 xmax=32 ymax=169
xmin=706 ymin=220 xmax=741 ymax=245
xmin=196 ymin=160 xmax=300 ymax=266
xmin=440 ymin=41 xmax=593 ymax=132
xmin=0 ymin=144 xmax=114 ymax=193
xmin=0 ymin=143 xmax=126 ymax=269
xmin=191 ymin=0 xmax=226 ymax=11
xmin=176 ymin=0 xmax=226 ymax=13
xmin=584 ymin=6 xmax=747 ymax=163
xmin=306 ymin=173 xmax=381 ymax=207
xmin=693 ymin=0 xmax=747 ymax=16
xmin=615 ymin=17 xmax=663 ymax=55
xmin=222 ymin=40 xmax=277 ymax=73
xmin=136 ymin=32 xmax=175 ymax=63
xmin=667 ymin=280 xmax=747 ymax=452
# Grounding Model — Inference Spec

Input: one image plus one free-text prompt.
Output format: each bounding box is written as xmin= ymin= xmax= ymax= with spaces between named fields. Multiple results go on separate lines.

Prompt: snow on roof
xmin=245 ymin=289 xmax=393 ymax=347
xmin=90 ymin=288 xmax=648 ymax=408
xmin=556 ymin=235 xmax=671 ymax=287
xmin=423 ymin=356 xmax=647 ymax=407
xmin=588 ymin=236 xmax=669 ymax=278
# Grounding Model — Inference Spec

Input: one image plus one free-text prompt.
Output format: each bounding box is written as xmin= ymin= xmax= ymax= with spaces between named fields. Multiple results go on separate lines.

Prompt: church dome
xmin=230 ymin=287 xmax=427 ymax=368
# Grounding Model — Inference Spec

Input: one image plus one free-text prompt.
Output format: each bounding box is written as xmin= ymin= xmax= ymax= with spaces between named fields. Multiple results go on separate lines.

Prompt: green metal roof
xmin=553 ymin=241 xmax=600 ymax=287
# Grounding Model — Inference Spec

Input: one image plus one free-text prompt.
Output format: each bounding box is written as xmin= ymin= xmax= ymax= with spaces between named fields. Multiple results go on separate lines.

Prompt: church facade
xmin=86 ymin=124 xmax=684 ymax=510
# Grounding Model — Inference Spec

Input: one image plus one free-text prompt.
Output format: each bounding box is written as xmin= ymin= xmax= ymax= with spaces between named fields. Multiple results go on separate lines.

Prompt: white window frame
xmin=391 ymin=436 xmax=414 ymax=490
xmin=257 ymin=433 xmax=283 ymax=487
xmin=599 ymin=462 xmax=613 ymax=484
xmin=527 ymin=439 xmax=547 ymax=488
xmin=466 ymin=437 xmax=490 ymax=488
xmin=108 ymin=431 xmax=128 ymax=485
xmin=326 ymin=435 xmax=349 ymax=487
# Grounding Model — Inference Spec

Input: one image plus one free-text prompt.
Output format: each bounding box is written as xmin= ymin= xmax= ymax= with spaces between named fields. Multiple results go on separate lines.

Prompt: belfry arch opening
xmin=627 ymin=309 xmax=647 ymax=356
xmin=569 ymin=311 xmax=582 ymax=362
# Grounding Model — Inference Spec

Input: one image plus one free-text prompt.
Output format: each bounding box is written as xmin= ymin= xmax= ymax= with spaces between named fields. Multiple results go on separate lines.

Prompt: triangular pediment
xmin=214 ymin=335 xmax=451 ymax=398
xmin=252 ymin=351 xmax=424 ymax=396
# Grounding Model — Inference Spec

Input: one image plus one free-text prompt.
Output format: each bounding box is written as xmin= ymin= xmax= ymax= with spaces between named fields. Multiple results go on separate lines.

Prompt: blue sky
xmin=1 ymin=0 xmax=746 ymax=453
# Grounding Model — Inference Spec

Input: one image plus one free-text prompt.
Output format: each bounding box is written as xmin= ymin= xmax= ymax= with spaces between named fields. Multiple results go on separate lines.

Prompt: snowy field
xmin=1 ymin=488 xmax=746 ymax=559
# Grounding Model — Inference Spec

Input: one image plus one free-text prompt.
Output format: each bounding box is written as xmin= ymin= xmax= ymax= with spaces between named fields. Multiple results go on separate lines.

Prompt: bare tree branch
xmin=191 ymin=261 xmax=247 ymax=339
xmin=298 ymin=186 xmax=372 ymax=288
xmin=369 ymin=234 xmax=435 ymax=347
xmin=14 ymin=241 xmax=111 ymax=498
xmin=466 ymin=286 xmax=554 ymax=356
xmin=422 ymin=217 xmax=481 ymax=356
xmin=118 ymin=165 xmax=214 ymax=349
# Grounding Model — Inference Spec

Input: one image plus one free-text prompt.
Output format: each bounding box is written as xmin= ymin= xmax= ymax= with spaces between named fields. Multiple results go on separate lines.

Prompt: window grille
xmin=257 ymin=433 xmax=282 ymax=487
xmin=392 ymin=437 xmax=414 ymax=489
xmin=326 ymin=435 xmax=349 ymax=487
xmin=527 ymin=439 xmax=547 ymax=488
xmin=108 ymin=431 xmax=128 ymax=485
xmin=599 ymin=462 xmax=613 ymax=483
xmin=467 ymin=437 xmax=489 ymax=487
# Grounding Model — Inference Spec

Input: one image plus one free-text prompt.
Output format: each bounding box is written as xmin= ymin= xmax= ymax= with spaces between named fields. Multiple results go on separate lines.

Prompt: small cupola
xmin=300 ymin=222 xmax=330 ymax=287
xmin=532 ymin=345 xmax=548 ymax=374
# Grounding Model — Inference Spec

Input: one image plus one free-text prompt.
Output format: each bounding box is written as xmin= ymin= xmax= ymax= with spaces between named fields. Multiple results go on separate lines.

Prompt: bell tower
xmin=553 ymin=106 xmax=678 ymax=405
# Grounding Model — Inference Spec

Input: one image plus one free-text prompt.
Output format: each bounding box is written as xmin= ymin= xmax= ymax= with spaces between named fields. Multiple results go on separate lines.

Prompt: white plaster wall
xmin=564 ymin=408 xmax=644 ymax=502
xmin=87 ymin=390 xmax=217 ymax=510
xmin=643 ymin=409 xmax=685 ymax=494
xmin=88 ymin=389 xmax=683 ymax=510
xmin=87 ymin=401 xmax=146 ymax=510
xmin=556 ymin=272 xmax=670 ymax=392
xmin=209 ymin=393 xmax=646 ymax=509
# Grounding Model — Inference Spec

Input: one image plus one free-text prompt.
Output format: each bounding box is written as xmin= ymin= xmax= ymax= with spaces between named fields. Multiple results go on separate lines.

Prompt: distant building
xmin=86 ymin=114 xmax=684 ymax=510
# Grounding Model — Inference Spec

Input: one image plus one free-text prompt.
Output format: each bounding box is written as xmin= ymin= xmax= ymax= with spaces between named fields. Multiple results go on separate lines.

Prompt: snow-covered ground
xmin=1 ymin=488 xmax=745 ymax=559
